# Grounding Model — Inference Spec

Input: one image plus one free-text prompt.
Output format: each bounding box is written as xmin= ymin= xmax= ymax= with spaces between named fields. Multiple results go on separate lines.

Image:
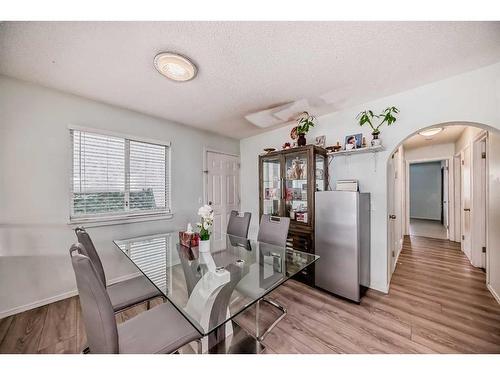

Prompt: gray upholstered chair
xmin=257 ymin=214 xmax=290 ymax=247
xmin=74 ymin=227 xmax=162 ymax=312
xmin=238 ymin=215 xmax=290 ymax=341
xmin=70 ymin=243 xmax=201 ymax=354
xmin=226 ymin=210 xmax=252 ymax=238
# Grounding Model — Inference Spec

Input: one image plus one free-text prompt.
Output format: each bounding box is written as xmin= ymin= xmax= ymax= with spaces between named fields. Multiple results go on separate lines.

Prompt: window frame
xmin=68 ymin=125 xmax=172 ymax=225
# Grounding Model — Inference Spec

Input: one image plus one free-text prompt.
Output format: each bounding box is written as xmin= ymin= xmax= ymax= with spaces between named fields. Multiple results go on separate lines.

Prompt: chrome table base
xmin=256 ymin=298 xmax=287 ymax=342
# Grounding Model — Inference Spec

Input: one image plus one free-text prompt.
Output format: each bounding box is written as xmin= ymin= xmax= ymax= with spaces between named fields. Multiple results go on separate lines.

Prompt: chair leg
xmin=255 ymin=297 xmax=287 ymax=342
xmin=196 ymin=339 xmax=203 ymax=354
xmin=81 ymin=346 xmax=90 ymax=354
xmin=146 ymin=300 xmax=151 ymax=310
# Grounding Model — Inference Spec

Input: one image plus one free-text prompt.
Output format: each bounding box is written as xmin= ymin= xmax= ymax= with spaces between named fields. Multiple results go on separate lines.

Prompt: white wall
xmin=409 ymin=162 xmax=442 ymax=220
xmin=240 ymin=62 xmax=500 ymax=293
xmin=0 ymin=76 xmax=239 ymax=317
xmin=405 ymin=143 xmax=456 ymax=162
xmin=456 ymin=127 xmax=483 ymax=153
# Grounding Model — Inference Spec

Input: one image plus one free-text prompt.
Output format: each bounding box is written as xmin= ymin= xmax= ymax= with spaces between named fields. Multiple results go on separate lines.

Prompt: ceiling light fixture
xmin=418 ymin=127 xmax=443 ymax=137
xmin=153 ymin=52 xmax=197 ymax=82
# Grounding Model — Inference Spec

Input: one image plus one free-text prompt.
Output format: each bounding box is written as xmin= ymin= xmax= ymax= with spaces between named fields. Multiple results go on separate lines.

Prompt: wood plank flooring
xmin=1 ymin=235 xmax=499 ymax=353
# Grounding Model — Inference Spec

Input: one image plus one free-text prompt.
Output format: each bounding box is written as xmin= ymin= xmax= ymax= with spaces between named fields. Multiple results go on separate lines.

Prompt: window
xmin=70 ymin=129 xmax=170 ymax=222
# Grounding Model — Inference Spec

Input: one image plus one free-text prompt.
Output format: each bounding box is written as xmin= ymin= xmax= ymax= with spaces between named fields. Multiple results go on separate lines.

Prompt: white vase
xmin=199 ymin=239 xmax=211 ymax=253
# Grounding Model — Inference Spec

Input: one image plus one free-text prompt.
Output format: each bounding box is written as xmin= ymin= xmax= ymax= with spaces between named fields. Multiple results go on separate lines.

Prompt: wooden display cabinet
xmin=259 ymin=145 xmax=328 ymax=286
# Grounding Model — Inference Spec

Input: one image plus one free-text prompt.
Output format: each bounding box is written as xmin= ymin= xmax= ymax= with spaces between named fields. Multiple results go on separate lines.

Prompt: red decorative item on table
xmin=179 ymin=231 xmax=200 ymax=248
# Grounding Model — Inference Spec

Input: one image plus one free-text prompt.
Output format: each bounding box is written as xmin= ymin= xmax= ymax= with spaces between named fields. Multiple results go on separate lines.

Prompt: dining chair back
xmin=70 ymin=243 xmax=119 ymax=354
xmin=257 ymin=215 xmax=290 ymax=247
xmin=226 ymin=210 xmax=252 ymax=238
xmin=75 ymin=227 xmax=106 ymax=286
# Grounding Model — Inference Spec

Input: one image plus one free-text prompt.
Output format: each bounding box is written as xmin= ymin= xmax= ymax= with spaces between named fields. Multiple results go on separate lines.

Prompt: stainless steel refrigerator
xmin=314 ymin=191 xmax=370 ymax=302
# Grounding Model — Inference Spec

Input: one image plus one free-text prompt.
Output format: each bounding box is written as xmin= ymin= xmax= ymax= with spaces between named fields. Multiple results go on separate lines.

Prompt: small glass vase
xmin=199 ymin=239 xmax=211 ymax=253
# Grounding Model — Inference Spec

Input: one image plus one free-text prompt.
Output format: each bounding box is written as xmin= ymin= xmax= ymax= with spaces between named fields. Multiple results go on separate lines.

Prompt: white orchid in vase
xmin=197 ymin=204 xmax=214 ymax=241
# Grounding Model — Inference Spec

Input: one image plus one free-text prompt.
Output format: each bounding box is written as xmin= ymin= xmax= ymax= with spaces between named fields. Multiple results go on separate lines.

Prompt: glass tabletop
xmin=113 ymin=232 xmax=318 ymax=336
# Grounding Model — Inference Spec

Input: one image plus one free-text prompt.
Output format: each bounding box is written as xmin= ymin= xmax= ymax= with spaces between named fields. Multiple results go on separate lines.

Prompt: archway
xmin=385 ymin=121 xmax=500 ymax=301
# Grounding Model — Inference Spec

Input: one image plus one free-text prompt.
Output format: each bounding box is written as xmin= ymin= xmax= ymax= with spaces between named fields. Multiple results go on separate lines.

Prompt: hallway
xmin=1 ymin=236 xmax=500 ymax=353
xmin=409 ymin=218 xmax=448 ymax=239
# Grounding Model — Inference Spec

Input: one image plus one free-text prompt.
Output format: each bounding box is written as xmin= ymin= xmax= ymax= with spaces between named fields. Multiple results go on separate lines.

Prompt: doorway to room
xmin=387 ymin=122 xmax=498 ymax=294
xmin=408 ymin=160 xmax=448 ymax=239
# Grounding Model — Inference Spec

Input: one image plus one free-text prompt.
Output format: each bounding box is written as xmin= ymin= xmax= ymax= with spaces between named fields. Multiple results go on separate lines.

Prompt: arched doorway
xmin=385 ymin=121 xmax=500 ymax=303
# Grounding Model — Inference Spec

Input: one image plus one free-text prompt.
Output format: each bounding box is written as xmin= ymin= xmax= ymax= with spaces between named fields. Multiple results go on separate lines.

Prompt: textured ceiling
xmin=403 ymin=125 xmax=466 ymax=150
xmin=1 ymin=22 xmax=500 ymax=139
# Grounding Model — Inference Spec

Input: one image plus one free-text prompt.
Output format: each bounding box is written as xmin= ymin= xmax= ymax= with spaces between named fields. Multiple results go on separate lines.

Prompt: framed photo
xmin=344 ymin=133 xmax=362 ymax=150
xmin=315 ymin=135 xmax=326 ymax=147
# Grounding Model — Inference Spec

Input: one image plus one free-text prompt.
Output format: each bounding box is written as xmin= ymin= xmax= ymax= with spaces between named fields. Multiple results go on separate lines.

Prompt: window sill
xmin=68 ymin=212 xmax=174 ymax=228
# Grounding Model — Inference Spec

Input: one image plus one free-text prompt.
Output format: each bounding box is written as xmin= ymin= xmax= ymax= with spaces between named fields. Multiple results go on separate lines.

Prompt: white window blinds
xmin=71 ymin=129 xmax=170 ymax=220
xmin=126 ymin=236 xmax=170 ymax=294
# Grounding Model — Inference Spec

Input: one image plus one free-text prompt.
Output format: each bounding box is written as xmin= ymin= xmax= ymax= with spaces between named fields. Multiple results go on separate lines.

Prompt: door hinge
xmin=392 ymin=251 xmax=395 ymax=258
xmin=461 ymin=160 xmax=464 ymax=165
xmin=462 ymin=235 xmax=465 ymax=240
xmin=482 ymin=246 xmax=486 ymax=253
xmin=482 ymin=152 xmax=486 ymax=159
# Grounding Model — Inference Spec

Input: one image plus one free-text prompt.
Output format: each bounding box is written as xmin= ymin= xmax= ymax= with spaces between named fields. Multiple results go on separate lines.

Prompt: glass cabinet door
xmin=284 ymin=152 xmax=309 ymax=224
xmin=262 ymin=157 xmax=282 ymax=216
xmin=315 ymin=154 xmax=326 ymax=192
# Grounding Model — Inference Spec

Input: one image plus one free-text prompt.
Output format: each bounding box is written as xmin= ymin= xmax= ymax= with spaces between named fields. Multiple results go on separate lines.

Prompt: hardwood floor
xmin=1 ymin=235 xmax=499 ymax=354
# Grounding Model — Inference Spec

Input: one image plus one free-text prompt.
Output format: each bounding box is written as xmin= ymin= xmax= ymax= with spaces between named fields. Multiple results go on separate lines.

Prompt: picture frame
xmin=344 ymin=133 xmax=363 ymax=150
xmin=315 ymin=135 xmax=326 ymax=147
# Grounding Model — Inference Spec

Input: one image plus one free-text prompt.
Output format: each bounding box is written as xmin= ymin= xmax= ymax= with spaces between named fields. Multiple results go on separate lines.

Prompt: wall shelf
xmin=327 ymin=145 xmax=385 ymax=157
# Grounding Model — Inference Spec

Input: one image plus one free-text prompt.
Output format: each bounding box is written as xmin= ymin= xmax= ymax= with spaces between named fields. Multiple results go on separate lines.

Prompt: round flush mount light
xmin=153 ymin=52 xmax=197 ymax=82
xmin=418 ymin=127 xmax=443 ymax=137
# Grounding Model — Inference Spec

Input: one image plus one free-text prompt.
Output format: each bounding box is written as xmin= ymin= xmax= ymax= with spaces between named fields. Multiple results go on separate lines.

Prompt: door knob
xmin=464 ymin=208 xmax=471 ymax=212
xmin=389 ymin=214 xmax=396 ymax=219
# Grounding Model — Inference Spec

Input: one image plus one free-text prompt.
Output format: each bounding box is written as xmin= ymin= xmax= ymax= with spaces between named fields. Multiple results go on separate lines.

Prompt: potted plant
xmin=197 ymin=204 xmax=214 ymax=253
xmin=296 ymin=111 xmax=316 ymax=146
xmin=356 ymin=106 xmax=399 ymax=146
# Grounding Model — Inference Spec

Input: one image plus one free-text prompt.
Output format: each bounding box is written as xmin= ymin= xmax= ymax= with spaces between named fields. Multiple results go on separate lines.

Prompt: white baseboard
xmin=487 ymin=283 xmax=500 ymax=305
xmin=410 ymin=216 xmax=441 ymax=221
xmin=0 ymin=272 xmax=141 ymax=319
xmin=0 ymin=290 xmax=78 ymax=320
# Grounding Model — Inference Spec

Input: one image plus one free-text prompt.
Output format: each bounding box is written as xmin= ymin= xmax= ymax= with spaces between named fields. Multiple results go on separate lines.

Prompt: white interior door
xmin=487 ymin=131 xmax=500 ymax=294
xmin=388 ymin=152 xmax=398 ymax=274
xmin=443 ymin=160 xmax=449 ymax=237
xmin=453 ymin=155 xmax=462 ymax=242
xmin=206 ymin=151 xmax=240 ymax=240
xmin=472 ymin=137 xmax=487 ymax=268
xmin=461 ymin=147 xmax=472 ymax=260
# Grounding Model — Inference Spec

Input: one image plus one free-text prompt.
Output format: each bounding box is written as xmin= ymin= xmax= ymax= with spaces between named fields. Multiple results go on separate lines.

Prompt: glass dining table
xmin=113 ymin=231 xmax=318 ymax=354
